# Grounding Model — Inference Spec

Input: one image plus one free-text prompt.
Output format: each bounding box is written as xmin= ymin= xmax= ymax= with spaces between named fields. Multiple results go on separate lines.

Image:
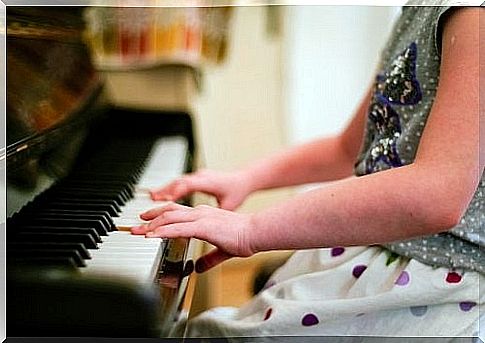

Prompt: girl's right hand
xmin=150 ymin=169 xmax=253 ymax=210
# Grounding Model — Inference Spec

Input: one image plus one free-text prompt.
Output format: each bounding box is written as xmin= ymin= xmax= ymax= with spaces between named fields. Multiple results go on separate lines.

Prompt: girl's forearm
xmin=240 ymin=90 xmax=372 ymax=193
xmin=240 ymin=135 xmax=357 ymax=192
xmin=249 ymin=163 xmax=474 ymax=254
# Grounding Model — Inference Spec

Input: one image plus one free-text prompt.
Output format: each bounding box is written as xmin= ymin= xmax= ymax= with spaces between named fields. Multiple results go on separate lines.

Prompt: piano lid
xmin=6 ymin=6 xmax=103 ymax=162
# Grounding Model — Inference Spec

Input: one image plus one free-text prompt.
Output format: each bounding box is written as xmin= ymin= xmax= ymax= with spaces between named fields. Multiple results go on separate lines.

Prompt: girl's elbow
xmin=429 ymin=209 xmax=462 ymax=233
xmin=420 ymin=199 xmax=469 ymax=234
xmin=408 ymin=163 xmax=479 ymax=235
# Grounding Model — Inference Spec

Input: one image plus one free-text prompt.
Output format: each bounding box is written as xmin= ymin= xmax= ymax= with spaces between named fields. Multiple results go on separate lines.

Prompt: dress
xmin=180 ymin=6 xmax=484 ymax=342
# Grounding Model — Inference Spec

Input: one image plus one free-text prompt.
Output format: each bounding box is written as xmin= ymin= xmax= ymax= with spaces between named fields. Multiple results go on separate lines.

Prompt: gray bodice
xmin=354 ymin=6 xmax=484 ymax=274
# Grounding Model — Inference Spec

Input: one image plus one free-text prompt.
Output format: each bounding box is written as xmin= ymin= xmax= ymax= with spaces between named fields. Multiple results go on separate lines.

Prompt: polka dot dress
xmin=182 ymin=246 xmax=483 ymax=340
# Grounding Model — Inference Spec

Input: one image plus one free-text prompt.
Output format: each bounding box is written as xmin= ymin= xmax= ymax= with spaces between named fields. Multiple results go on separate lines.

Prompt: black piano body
xmin=6 ymin=6 xmax=198 ymax=338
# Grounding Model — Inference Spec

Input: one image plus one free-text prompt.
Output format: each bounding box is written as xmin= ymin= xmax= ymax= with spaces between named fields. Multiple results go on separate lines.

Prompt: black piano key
xmin=17 ymin=209 xmax=115 ymax=231
xmin=10 ymin=217 xmax=107 ymax=237
xmin=40 ymin=214 xmax=109 ymax=235
xmin=49 ymin=187 xmax=129 ymax=206
xmin=62 ymin=180 xmax=135 ymax=198
xmin=10 ymin=226 xmax=102 ymax=244
xmin=28 ymin=202 xmax=119 ymax=217
xmin=37 ymin=197 xmax=122 ymax=213
xmin=42 ymin=190 xmax=126 ymax=207
xmin=8 ymin=256 xmax=78 ymax=270
xmin=10 ymin=232 xmax=98 ymax=249
xmin=70 ymin=172 xmax=139 ymax=185
xmin=7 ymin=242 xmax=91 ymax=259
xmin=8 ymin=249 xmax=86 ymax=267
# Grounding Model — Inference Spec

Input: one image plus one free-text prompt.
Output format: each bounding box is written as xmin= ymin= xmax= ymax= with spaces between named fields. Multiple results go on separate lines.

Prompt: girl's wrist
xmin=235 ymin=168 xmax=260 ymax=195
xmin=245 ymin=212 xmax=262 ymax=255
xmin=238 ymin=165 xmax=269 ymax=195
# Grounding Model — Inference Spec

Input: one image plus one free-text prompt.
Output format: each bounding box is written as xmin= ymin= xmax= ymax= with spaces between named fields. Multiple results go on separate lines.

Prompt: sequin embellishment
xmin=365 ymin=42 xmax=422 ymax=173
xmin=381 ymin=42 xmax=422 ymax=105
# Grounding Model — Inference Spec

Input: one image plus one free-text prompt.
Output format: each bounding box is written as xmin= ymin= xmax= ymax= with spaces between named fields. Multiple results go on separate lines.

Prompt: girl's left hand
xmin=131 ymin=203 xmax=256 ymax=273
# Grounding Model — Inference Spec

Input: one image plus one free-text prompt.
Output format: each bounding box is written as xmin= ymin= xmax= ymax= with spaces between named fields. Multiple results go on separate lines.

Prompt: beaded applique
xmin=365 ymin=42 xmax=422 ymax=173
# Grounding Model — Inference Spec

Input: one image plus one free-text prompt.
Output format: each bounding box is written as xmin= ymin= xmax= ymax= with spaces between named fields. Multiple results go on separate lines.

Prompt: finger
xmin=131 ymin=223 xmax=150 ymax=235
xmin=146 ymin=208 xmax=198 ymax=231
xmin=219 ymin=197 xmax=242 ymax=211
xmin=150 ymin=180 xmax=184 ymax=201
xmin=151 ymin=175 xmax=219 ymax=201
xmin=140 ymin=202 xmax=190 ymax=220
xmin=145 ymin=222 xmax=198 ymax=239
xmin=195 ymin=249 xmax=234 ymax=273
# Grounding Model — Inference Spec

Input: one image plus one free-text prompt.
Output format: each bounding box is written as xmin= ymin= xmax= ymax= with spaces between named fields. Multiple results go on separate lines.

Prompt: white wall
xmin=194 ymin=6 xmax=291 ymax=212
xmin=283 ymin=6 xmax=400 ymax=144
xmin=195 ymin=6 xmax=285 ymax=171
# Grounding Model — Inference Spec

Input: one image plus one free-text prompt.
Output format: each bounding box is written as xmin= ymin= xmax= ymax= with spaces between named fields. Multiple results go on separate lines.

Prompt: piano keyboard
xmin=8 ymin=135 xmax=189 ymax=285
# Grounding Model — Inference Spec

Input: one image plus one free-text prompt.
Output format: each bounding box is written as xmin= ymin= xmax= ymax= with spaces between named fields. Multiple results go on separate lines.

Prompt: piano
xmin=6 ymin=6 xmax=199 ymax=338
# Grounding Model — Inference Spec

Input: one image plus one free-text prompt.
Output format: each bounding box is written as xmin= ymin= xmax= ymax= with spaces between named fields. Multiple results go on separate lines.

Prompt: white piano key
xmin=81 ymin=237 xmax=166 ymax=283
xmin=137 ymin=136 xmax=188 ymax=190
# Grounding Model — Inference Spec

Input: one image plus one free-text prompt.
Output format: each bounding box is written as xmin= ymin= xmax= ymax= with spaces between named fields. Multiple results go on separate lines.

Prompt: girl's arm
xmin=241 ymin=89 xmax=371 ymax=191
xmin=248 ymin=9 xmax=478 ymax=251
xmin=149 ymin=90 xmax=371 ymax=207
xmin=252 ymin=7 xmax=481 ymax=253
xmin=134 ymin=8 xmax=482 ymax=272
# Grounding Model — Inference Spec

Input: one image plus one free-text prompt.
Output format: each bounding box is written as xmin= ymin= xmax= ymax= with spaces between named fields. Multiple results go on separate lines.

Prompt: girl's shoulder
xmin=382 ymin=6 xmax=453 ymax=66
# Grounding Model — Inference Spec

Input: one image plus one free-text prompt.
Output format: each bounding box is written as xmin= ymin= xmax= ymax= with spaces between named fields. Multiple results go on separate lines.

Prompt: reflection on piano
xmin=7 ymin=7 xmax=198 ymax=338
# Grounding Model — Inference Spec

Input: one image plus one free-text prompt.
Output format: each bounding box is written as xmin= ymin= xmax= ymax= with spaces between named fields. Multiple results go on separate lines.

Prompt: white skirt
xmin=182 ymin=246 xmax=483 ymax=342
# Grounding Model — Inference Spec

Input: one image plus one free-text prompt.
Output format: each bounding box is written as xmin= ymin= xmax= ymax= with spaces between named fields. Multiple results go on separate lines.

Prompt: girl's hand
xmin=150 ymin=169 xmax=253 ymax=210
xmin=131 ymin=202 xmax=256 ymax=272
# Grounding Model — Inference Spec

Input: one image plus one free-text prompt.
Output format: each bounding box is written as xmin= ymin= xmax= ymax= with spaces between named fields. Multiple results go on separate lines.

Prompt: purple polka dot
xmin=410 ymin=305 xmax=428 ymax=317
xmin=263 ymin=308 xmax=272 ymax=321
xmin=301 ymin=313 xmax=319 ymax=326
xmin=459 ymin=301 xmax=477 ymax=312
xmin=395 ymin=271 xmax=410 ymax=286
xmin=331 ymin=247 xmax=345 ymax=257
xmin=352 ymin=265 xmax=367 ymax=278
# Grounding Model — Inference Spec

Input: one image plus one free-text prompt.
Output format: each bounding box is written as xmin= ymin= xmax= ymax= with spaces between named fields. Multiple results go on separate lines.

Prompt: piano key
xmin=80 ymin=232 xmax=166 ymax=283
xmin=8 ymin=248 xmax=86 ymax=267
xmin=7 ymin=242 xmax=91 ymax=259
xmin=62 ymin=180 xmax=135 ymax=197
xmin=10 ymin=217 xmax=108 ymax=236
xmin=11 ymin=226 xmax=102 ymax=243
xmin=45 ymin=189 xmax=127 ymax=206
xmin=9 ymin=257 xmax=79 ymax=270
xmin=136 ymin=136 xmax=188 ymax=190
xmin=112 ymin=192 xmax=171 ymax=229
xmin=18 ymin=209 xmax=116 ymax=230
xmin=11 ymin=232 xmax=98 ymax=249
xmin=30 ymin=202 xmax=119 ymax=217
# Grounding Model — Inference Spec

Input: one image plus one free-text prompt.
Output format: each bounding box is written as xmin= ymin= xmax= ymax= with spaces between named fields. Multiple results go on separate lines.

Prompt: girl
xmin=132 ymin=5 xmax=483 ymax=340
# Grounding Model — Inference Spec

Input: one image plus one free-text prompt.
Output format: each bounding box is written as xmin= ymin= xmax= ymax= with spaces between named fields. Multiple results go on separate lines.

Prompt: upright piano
xmin=6 ymin=7 xmax=199 ymax=338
